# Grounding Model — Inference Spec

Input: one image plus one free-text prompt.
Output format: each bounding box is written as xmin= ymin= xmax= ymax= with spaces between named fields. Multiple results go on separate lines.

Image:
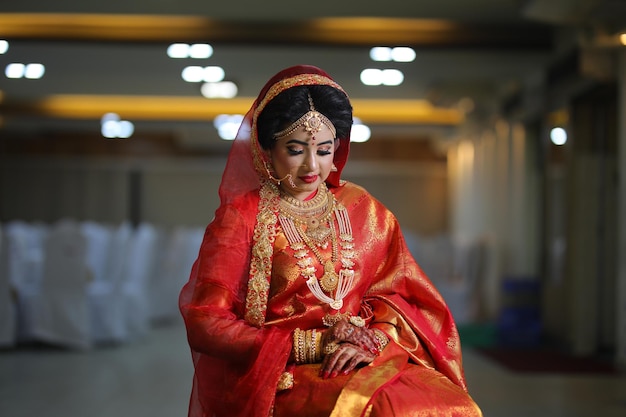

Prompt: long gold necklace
xmin=278 ymin=185 xmax=355 ymax=311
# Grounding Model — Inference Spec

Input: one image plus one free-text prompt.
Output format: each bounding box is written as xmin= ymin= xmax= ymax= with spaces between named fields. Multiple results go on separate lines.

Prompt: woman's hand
xmin=319 ymin=343 xmax=376 ymax=378
xmin=322 ymin=320 xmax=379 ymax=355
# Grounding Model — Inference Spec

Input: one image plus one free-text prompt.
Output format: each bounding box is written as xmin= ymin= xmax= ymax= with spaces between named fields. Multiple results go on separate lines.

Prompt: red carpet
xmin=477 ymin=348 xmax=618 ymax=374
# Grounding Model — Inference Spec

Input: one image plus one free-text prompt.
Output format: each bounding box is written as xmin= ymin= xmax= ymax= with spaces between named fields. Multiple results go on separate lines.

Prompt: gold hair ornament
xmin=274 ymin=93 xmax=337 ymax=139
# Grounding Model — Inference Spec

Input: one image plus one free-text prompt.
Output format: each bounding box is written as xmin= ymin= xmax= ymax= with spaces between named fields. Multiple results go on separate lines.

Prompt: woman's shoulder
xmin=333 ymin=181 xmax=386 ymax=210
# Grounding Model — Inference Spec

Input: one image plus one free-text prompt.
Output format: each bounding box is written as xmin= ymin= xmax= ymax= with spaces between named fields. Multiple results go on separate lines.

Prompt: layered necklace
xmin=278 ymin=183 xmax=355 ymax=311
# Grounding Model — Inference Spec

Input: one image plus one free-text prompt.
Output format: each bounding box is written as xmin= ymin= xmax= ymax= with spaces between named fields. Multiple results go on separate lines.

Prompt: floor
xmin=1 ymin=319 xmax=625 ymax=417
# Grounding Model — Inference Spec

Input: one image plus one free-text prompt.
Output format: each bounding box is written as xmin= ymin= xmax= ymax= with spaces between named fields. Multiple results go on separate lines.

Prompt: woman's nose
xmin=304 ymin=151 xmax=318 ymax=170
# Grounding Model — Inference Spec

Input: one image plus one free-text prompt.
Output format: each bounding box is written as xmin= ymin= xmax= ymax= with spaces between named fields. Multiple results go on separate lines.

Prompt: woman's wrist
xmin=293 ymin=328 xmax=323 ymax=364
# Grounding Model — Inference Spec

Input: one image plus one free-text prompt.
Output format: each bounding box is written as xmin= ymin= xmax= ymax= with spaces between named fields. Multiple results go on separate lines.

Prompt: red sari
xmin=179 ymin=65 xmax=482 ymax=417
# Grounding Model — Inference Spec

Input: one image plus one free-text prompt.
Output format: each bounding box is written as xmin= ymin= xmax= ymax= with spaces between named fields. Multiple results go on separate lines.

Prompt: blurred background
xmin=1 ymin=1 xmax=626 ymax=416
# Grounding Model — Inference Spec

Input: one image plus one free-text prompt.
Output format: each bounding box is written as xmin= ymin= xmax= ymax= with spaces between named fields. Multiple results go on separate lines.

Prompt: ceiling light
xmin=550 ymin=127 xmax=567 ymax=145
xmin=201 ymin=81 xmax=238 ymax=99
xmin=167 ymin=43 xmax=190 ymax=58
xmin=182 ymin=66 xmax=225 ymax=83
xmin=360 ymin=68 xmax=383 ymax=85
xmin=351 ymin=120 xmax=371 ymax=142
xmin=390 ymin=47 xmax=416 ymax=62
xmin=101 ymin=112 xmax=134 ymax=139
xmin=360 ymin=68 xmax=404 ymax=86
xmin=381 ymin=69 xmax=404 ymax=86
xmin=189 ymin=43 xmax=213 ymax=59
xmin=620 ymin=33 xmax=626 ymax=46
xmin=370 ymin=46 xmax=415 ymax=62
xmin=168 ymin=43 xmax=213 ymax=59
xmin=182 ymin=66 xmax=204 ymax=82
xmin=214 ymin=114 xmax=244 ymax=140
xmin=24 ymin=63 xmax=45 ymax=79
xmin=370 ymin=47 xmax=392 ymax=61
xmin=202 ymin=66 xmax=225 ymax=83
xmin=0 ymin=40 xmax=8 ymax=54
xmin=5 ymin=62 xmax=46 ymax=79
xmin=5 ymin=63 xmax=25 ymax=78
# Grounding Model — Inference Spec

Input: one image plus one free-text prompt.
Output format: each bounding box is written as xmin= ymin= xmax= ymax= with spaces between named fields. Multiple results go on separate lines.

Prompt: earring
xmin=331 ymin=164 xmax=338 ymax=172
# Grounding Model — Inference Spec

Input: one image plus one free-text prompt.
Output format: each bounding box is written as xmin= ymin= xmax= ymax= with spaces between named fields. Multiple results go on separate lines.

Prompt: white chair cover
xmin=0 ymin=224 xmax=17 ymax=347
xmin=5 ymin=221 xmax=47 ymax=343
xmin=84 ymin=221 xmax=128 ymax=344
xmin=121 ymin=222 xmax=163 ymax=339
xmin=27 ymin=219 xmax=92 ymax=349
xmin=150 ymin=226 xmax=203 ymax=322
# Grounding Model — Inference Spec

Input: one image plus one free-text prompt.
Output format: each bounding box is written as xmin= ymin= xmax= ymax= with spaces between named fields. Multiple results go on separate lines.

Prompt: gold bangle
xmin=293 ymin=328 xmax=301 ymax=364
xmin=309 ymin=329 xmax=316 ymax=363
xmin=298 ymin=329 xmax=307 ymax=364
xmin=305 ymin=329 xmax=312 ymax=363
xmin=314 ymin=330 xmax=323 ymax=362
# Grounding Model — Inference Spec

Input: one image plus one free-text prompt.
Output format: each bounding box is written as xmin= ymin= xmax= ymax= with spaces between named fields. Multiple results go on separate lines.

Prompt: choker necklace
xmin=279 ymin=184 xmax=335 ymax=248
xmin=278 ymin=185 xmax=355 ymax=311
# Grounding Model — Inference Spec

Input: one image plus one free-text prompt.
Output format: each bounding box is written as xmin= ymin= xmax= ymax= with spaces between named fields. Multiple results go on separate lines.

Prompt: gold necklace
xmin=279 ymin=184 xmax=335 ymax=247
xmin=278 ymin=189 xmax=356 ymax=311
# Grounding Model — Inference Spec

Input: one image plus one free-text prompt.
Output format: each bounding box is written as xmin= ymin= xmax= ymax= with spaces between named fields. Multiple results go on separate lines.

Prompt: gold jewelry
xmin=265 ymin=161 xmax=297 ymax=188
xmin=331 ymin=163 xmax=338 ymax=172
xmin=293 ymin=328 xmax=323 ymax=364
xmin=274 ymin=93 xmax=336 ymax=139
xmin=277 ymin=371 xmax=294 ymax=391
xmin=323 ymin=342 xmax=339 ymax=355
xmin=278 ymin=185 xmax=356 ymax=311
xmin=279 ymin=183 xmax=334 ymax=247
xmin=349 ymin=316 xmax=366 ymax=327
xmin=372 ymin=329 xmax=390 ymax=351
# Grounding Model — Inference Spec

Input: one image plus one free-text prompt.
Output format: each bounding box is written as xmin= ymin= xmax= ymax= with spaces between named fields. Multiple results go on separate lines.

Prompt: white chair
xmin=150 ymin=226 xmax=203 ymax=322
xmin=0 ymin=224 xmax=17 ymax=347
xmin=5 ymin=221 xmax=47 ymax=344
xmin=27 ymin=219 xmax=92 ymax=349
xmin=121 ymin=222 xmax=163 ymax=340
xmin=84 ymin=221 xmax=129 ymax=344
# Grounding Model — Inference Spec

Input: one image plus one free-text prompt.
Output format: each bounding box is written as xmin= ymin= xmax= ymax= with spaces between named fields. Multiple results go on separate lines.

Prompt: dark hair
xmin=257 ymin=85 xmax=353 ymax=150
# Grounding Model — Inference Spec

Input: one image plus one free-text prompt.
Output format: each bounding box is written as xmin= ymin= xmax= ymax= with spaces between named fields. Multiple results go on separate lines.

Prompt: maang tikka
xmin=274 ymin=92 xmax=337 ymax=139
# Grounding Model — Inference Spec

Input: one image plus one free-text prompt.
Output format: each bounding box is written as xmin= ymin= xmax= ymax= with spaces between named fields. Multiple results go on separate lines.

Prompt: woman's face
xmin=269 ymin=123 xmax=336 ymax=200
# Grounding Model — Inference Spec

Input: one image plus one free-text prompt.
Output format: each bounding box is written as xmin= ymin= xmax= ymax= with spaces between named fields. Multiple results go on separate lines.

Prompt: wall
xmin=0 ymin=155 xmax=449 ymax=237
xmin=618 ymin=49 xmax=626 ymax=369
xmin=447 ymin=120 xmax=541 ymax=320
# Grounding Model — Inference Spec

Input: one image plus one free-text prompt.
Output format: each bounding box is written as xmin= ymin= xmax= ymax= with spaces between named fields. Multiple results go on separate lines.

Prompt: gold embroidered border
xmin=244 ymin=181 xmax=280 ymax=327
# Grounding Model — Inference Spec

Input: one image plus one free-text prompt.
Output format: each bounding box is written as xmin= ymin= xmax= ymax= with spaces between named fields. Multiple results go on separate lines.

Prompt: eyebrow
xmin=286 ymin=139 xmax=334 ymax=146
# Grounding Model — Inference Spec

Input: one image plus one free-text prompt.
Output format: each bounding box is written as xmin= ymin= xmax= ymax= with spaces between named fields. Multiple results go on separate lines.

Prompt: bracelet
xmin=293 ymin=328 xmax=323 ymax=364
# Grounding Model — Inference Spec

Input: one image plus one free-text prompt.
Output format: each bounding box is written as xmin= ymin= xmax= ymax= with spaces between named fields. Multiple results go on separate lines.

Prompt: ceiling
xmin=0 ymin=0 xmax=625 ymax=153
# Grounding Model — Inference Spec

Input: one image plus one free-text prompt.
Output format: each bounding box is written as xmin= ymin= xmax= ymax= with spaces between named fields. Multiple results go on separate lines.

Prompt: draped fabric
xmin=179 ymin=65 xmax=482 ymax=417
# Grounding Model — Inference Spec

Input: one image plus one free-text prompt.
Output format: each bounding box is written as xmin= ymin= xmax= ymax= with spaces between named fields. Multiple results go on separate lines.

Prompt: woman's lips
xmin=299 ymin=175 xmax=318 ymax=184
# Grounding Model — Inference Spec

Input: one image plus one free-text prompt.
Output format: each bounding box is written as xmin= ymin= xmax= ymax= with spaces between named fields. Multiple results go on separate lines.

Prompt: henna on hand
xmin=322 ymin=320 xmax=379 ymax=355
xmin=319 ymin=343 xmax=376 ymax=378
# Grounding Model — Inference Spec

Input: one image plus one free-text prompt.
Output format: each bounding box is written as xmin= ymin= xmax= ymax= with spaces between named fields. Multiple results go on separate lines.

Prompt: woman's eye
xmin=318 ymin=149 xmax=332 ymax=156
xmin=287 ymin=147 xmax=303 ymax=155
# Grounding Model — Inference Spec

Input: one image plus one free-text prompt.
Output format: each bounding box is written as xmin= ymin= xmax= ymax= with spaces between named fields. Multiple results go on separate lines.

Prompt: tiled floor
xmin=1 ymin=320 xmax=625 ymax=417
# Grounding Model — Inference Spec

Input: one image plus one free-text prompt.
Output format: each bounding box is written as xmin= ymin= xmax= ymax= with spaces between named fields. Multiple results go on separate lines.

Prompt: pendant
xmin=305 ymin=220 xmax=331 ymax=247
xmin=319 ymin=260 xmax=339 ymax=292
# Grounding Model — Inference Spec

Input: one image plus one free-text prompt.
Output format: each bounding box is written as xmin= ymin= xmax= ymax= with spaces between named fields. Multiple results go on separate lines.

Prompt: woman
xmin=179 ymin=65 xmax=482 ymax=417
